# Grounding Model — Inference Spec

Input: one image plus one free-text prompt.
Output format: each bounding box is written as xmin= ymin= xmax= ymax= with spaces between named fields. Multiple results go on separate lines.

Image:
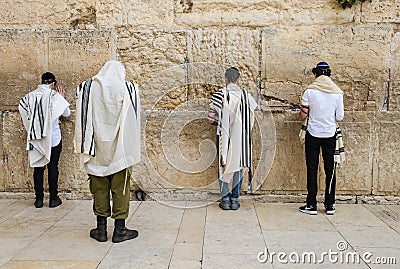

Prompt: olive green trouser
xmin=89 ymin=169 xmax=130 ymax=219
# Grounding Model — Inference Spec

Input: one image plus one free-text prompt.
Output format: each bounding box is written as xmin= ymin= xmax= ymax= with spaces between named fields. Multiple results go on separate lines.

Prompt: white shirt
xmin=302 ymin=89 xmax=344 ymax=138
xmin=51 ymin=107 xmax=70 ymax=147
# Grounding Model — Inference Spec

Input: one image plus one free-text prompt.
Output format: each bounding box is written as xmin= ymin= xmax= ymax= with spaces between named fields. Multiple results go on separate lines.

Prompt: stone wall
xmin=0 ymin=0 xmax=399 ymax=200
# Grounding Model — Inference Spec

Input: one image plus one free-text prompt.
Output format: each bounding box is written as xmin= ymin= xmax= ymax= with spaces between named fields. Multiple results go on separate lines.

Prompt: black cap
xmin=41 ymin=72 xmax=56 ymax=84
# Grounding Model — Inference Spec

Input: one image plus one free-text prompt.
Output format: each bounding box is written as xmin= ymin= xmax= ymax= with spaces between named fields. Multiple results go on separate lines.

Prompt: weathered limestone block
xmin=139 ymin=111 xmax=217 ymax=190
xmin=373 ymin=112 xmax=400 ymax=196
xmin=260 ymin=112 xmax=307 ymax=193
xmin=118 ymin=30 xmax=187 ymax=110
xmin=260 ymin=111 xmax=374 ymax=195
xmin=262 ymin=25 xmax=392 ymax=111
xmin=0 ymin=112 xmax=3 ymax=191
xmin=47 ymin=30 xmax=116 ymax=106
xmin=358 ymin=0 xmax=400 ymax=24
xmin=132 ymin=109 xmax=276 ymax=196
xmin=188 ymin=29 xmax=260 ymax=100
xmin=1 ymin=111 xmax=88 ymax=197
xmin=389 ymin=32 xmax=400 ymax=111
xmin=174 ymin=0 xmax=354 ymax=28
xmin=0 ymin=30 xmax=46 ymax=109
xmin=333 ymin=112 xmax=374 ymax=194
xmin=0 ymin=0 xmax=96 ymax=30
xmin=96 ymin=0 xmax=174 ymax=30
xmin=0 ymin=30 xmax=115 ymax=109
xmin=2 ymin=112 xmax=34 ymax=192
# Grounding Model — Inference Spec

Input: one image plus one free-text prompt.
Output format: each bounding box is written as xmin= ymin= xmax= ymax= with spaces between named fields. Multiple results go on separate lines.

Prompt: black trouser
xmin=305 ymin=132 xmax=336 ymax=206
xmin=33 ymin=141 xmax=62 ymax=200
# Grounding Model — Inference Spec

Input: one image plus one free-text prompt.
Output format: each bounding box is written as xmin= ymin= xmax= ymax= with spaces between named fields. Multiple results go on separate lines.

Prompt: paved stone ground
xmin=0 ymin=199 xmax=399 ymax=269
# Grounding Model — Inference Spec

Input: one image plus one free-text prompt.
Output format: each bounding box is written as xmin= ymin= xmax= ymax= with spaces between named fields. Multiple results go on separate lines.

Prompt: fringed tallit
xmin=211 ymin=83 xmax=257 ymax=183
xmin=19 ymin=85 xmax=69 ymax=167
xmin=74 ymin=60 xmax=141 ymax=177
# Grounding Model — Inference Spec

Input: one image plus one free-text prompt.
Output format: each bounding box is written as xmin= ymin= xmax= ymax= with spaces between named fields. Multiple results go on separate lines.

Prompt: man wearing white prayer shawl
xmin=208 ymin=67 xmax=257 ymax=210
xmin=19 ymin=72 xmax=70 ymax=209
xmin=74 ymin=60 xmax=141 ymax=243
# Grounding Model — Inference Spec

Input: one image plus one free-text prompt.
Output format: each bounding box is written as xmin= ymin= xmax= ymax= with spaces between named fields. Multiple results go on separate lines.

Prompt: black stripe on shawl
xmin=210 ymin=90 xmax=223 ymax=109
xmin=240 ymin=90 xmax=252 ymax=168
xmin=19 ymin=97 xmax=29 ymax=112
xmin=37 ymin=96 xmax=44 ymax=137
xmin=80 ymin=78 xmax=93 ymax=154
xmin=126 ymin=82 xmax=138 ymax=119
xmin=30 ymin=98 xmax=38 ymax=140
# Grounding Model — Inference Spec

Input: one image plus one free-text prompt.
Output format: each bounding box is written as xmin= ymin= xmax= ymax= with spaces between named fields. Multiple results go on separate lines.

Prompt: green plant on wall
xmin=337 ymin=0 xmax=372 ymax=8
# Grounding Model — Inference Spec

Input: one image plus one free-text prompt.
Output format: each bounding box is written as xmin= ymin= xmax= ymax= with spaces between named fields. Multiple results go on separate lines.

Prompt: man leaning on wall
xmin=74 ymin=60 xmax=141 ymax=243
xmin=19 ymin=72 xmax=70 ymax=208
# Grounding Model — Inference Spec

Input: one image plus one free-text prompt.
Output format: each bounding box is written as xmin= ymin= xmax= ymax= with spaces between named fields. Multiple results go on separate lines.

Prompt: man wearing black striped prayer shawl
xmin=208 ymin=67 xmax=257 ymax=210
xmin=19 ymin=72 xmax=70 ymax=209
xmin=74 ymin=60 xmax=141 ymax=243
xmin=299 ymin=62 xmax=344 ymax=216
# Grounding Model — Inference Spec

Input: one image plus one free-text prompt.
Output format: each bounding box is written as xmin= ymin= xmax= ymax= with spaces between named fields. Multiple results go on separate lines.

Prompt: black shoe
xmin=112 ymin=219 xmax=138 ymax=243
xmin=299 ymin=204 xmax=317 ymax=215
xmin=49 ymin=197 xmax=62 ymax=208
xmin=34 ymin=197 xmax=43 ymax=208
xmin=90 ymin=216 xmax=108 ymax=242
xmin=219 ymin=199 xmax=231 ymax=210
xmin=325 ymin=205 xmax=335 ymax=215
xmin=230 ymin=198 xmax=240 ymax=210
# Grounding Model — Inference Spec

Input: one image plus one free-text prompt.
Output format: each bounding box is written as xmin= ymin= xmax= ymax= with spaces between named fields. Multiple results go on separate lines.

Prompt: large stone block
xmin=262 ymin=25 xmax=392 ymax=111
xmin=358 ymin=0 xmax=400 ymax=24
xmin=2 ymin=111 xmax=33 ymax=192
xmin=1 ymin=111 xmax=88 ymax=197
xmin=260 ymin=112 xmax=307 ymax=193
xmin=333 ymin=112 xmax=374 ymax=194
xmin=260 ymin=111 xmax=374 ymax=195
xmin=373 ymin=112 xmax=400 ymax=195
xmin=174 ymin=0 xmax=353 ymax=28
xmin=188 ymin=29 xmax=261 ymax=101
xmin=0 ymin=30 xmax=46 ymax=109
xmin=96 ymin=0 xmax=174 ymax=30
xmin=118 ymin=30 xmax=187 ymax=110
xmin=0 ymin=30 xmax=115 ymax=109
xmin=0 ymin=0 xmax=96 ymax=30
xmin=389 ymin=32 xmax=400 ymax=111
xmin=47 ymin=30 xmax=116 ymax=106
xmin=0 ymin=112 xmax=3 ymax=191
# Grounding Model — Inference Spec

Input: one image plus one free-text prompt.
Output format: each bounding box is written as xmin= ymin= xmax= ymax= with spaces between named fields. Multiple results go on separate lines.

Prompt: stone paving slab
xmin=0 ymin=200 xmax=398 ymax=268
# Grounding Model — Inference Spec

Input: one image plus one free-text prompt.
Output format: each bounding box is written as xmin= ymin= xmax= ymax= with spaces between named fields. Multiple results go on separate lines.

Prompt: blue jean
xmin=219 ymin=169 xmax=243 ymax=200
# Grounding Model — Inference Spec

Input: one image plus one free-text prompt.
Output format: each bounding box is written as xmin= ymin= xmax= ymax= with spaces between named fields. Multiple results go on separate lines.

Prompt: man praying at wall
xmin=74 ymin=60 xmax=141 ymax=243
xmin=299 ymin=62 xmax=344 ymax=216
xmin=19 ymin=72 xmax=70 ymax=208
xmin=208 ymin=67 xmax=257 ymax=210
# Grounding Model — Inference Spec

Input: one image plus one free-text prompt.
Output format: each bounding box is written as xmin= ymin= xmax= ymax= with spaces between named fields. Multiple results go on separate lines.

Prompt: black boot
xmin=112 ymin=219 xmax=138 ymax=243
xmin=90 ymin=216 xmax=108 ymax=242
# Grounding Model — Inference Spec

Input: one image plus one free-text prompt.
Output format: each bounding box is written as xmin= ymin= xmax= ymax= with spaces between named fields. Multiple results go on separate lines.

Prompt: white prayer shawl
xmin=218 ymin=83 xmax=257 ymax=183
xmin=74 ymin=60 xmax=141 ymax=177
xmin=19 ymin=84 xmax=69 ymax=167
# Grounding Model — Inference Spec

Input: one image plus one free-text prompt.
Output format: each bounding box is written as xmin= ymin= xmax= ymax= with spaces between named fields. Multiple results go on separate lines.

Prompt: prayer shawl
xmin=19 ymin=85 xmax=69 ymax=167
xmin=211 ymin=83 xmax=257 ymax=183
xmin=74 ymin=60 xmax=141 ymax=177
xmin=299 ymin=75 xmax=345 ymax=163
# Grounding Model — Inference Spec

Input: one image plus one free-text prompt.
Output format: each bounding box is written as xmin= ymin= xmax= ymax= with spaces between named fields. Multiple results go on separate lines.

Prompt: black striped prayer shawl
xmin=210 ymin=85 xmax=255 ymax=171
xmin=76 ymin=79 xmax=139 ymax=156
